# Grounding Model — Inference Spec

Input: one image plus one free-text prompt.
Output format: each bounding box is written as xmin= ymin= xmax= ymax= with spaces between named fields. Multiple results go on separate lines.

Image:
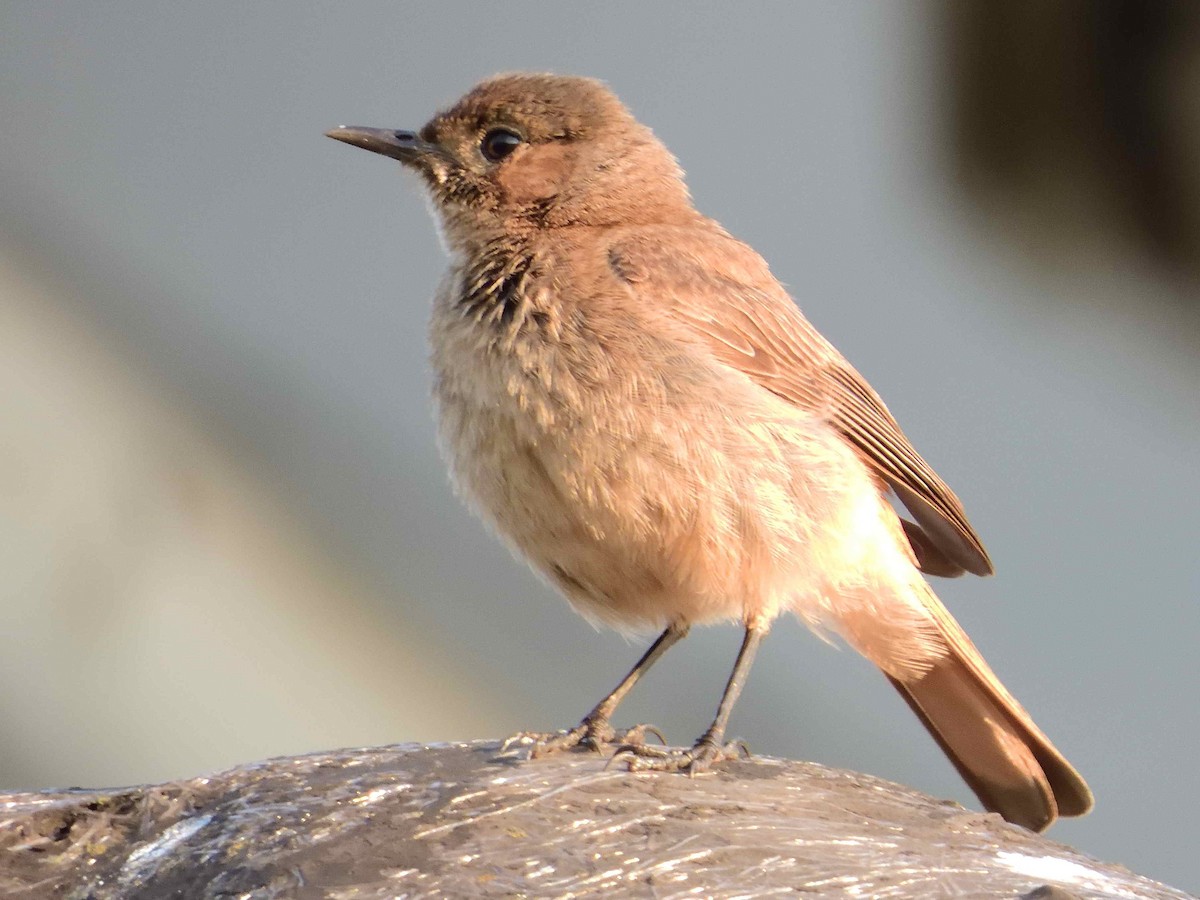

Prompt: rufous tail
xmin=888 ymin=593 xmax=1093 ymax=832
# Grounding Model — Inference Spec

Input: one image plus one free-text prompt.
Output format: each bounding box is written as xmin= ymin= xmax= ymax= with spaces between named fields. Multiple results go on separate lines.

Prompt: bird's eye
xmin=480 ymin=128 xmax=523 ymax=162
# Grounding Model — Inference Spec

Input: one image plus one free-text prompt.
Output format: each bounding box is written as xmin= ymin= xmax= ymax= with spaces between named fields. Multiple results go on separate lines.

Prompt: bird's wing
xmin=608 ymin=230 xmax=993 ymax=577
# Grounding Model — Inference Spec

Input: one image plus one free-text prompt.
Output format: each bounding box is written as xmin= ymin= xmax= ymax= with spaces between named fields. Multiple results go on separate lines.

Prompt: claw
xmin=623 ymin=723 xmax=667 ymax=747
xmin=500 ymin=721 xmax=669 ymax=762
xmin=499 ymin=732 xmax=535 ymax=754
xmin=529 ymin=726 xmax=589 ymax=758
xmin=611 ymin=738 xmax=748 ymax=775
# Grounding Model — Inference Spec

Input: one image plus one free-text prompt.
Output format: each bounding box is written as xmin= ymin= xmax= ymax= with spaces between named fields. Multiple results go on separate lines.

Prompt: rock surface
xmin=0 ymin=741 xmax=1191 ymax=899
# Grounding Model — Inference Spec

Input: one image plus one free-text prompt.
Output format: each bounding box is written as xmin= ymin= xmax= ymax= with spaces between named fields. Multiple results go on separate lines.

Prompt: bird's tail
xmin=888 ymin=589 xmax=1093 ymax=832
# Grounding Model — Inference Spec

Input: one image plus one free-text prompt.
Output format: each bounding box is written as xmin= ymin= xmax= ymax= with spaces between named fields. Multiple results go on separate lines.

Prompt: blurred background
xmin=1 ymin=1 xmax=1196 ymax=891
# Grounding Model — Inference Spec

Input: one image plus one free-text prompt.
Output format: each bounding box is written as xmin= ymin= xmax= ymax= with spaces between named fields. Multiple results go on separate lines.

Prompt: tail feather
xmin=889 ymin=590 xmax=1093 ymax=831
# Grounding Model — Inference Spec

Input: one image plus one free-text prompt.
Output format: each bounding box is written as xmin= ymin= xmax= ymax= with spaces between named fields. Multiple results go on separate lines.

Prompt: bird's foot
xmin=611 ymin=736 xmax=750 ymax=775
xmin=500 ymin=720 xmax=666 ymax=759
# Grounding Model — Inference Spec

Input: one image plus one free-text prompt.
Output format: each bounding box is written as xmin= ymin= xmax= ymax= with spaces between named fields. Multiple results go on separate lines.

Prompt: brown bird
xmin=326 ymin=73 xmax=1093 ymax=831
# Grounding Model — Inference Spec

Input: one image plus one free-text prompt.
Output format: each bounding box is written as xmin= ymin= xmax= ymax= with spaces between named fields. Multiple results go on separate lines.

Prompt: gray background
xmin=1 ymin=3 xmax=1196 ymax=893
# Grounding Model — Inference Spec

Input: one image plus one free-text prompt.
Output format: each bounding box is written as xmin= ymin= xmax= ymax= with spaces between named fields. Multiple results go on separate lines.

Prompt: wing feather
xmin=609 ymin=232 xmax=993 ymax=577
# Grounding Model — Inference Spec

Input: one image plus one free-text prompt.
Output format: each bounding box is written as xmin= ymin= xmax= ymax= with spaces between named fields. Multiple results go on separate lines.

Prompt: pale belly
xmin=435 ymin=358 xmax=908 ymax=629
xmin=428 ymin=286 xmax=939 ymax=676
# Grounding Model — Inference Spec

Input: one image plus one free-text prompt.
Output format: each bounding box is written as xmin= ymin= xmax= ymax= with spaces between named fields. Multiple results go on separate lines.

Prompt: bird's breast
xmin=425 ymin=255 xmax=911 ymax=632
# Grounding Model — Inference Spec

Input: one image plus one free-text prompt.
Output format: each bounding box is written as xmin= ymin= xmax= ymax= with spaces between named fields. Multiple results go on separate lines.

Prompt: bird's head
xmin=327 ymin=73 xmax=696 ymax=252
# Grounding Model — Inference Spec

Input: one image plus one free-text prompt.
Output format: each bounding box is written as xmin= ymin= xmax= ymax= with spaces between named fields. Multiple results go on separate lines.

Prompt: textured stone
xmin=0 ymin=741 xmax=1190 ymax=899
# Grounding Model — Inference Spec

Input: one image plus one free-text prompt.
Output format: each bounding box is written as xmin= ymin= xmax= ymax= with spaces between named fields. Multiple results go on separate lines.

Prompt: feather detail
xmin=608 ymin=229 xmax=993 ymax=578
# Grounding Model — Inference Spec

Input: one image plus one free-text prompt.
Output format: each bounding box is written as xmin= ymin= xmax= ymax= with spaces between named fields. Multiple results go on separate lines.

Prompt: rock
xmin=0 ymin=741 xmax=1189 ymax=899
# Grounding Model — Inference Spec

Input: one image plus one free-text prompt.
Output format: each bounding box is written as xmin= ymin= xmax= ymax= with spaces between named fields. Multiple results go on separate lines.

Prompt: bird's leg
xmin=617 ymin=621 xmax=767 ymax=774
xmin=502 ymin=623 xmax=690 ymax=757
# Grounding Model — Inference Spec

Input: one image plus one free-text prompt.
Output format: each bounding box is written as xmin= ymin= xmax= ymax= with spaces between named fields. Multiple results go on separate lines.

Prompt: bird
xmin=325 ymin=73 xmax=1093 ymax=831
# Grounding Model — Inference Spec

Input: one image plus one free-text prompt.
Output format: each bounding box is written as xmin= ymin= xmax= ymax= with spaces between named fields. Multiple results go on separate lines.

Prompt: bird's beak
xmin=324 ymin=127 xmax=441 ymax=164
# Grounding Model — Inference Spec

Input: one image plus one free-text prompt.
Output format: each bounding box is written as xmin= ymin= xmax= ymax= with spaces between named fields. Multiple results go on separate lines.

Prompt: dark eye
xmin=480 ymin=128 xmax=522 ymax=162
